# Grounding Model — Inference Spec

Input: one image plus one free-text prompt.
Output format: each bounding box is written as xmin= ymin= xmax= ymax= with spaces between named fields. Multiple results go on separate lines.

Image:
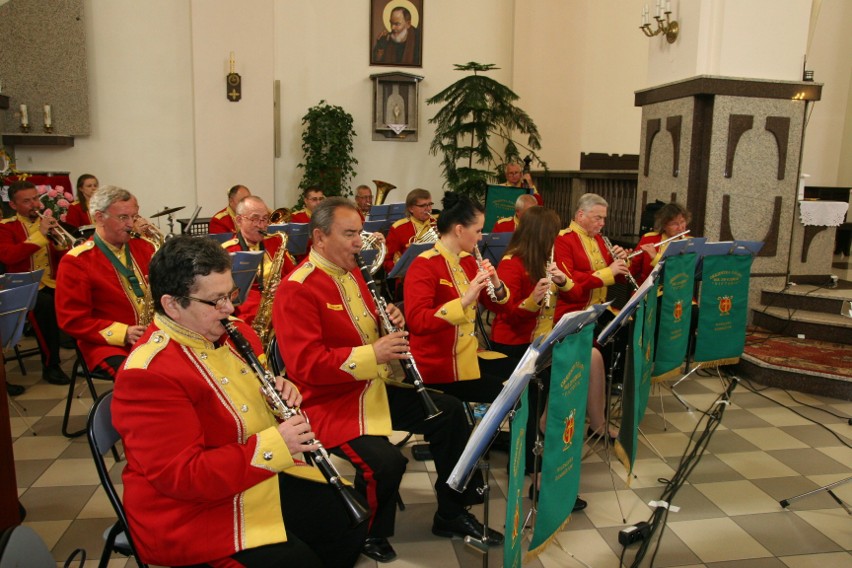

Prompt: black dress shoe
xmin=573 ymin=496 xmax=588 ymax=512
xmin=361 ymin=537 xmax=397 ymax=563
xmin=432 ymin=510 xmax=504 ymax=545
xmin=42 ymin=366 xmax=71 ymax=385
xmin=6 ymin=383 xmax=25 ymax=396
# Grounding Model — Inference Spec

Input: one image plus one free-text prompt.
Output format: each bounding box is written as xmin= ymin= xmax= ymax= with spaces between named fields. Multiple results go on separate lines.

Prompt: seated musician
xmin=289 ymin=186 xmax=324 ymax=224
xmin=208 ymin=184 xmax=250 ymax=234
xmin=112 ymin=236 xmax=366 ymax=568
xmin=631 ymin=202 xmax=692 ymax=283
xmin=354 ymin=184 xmax=373 ymax=221
xmin=273 ymin=197 xmax=502 ymax=563
xmin=491 ymin=193 xmax=538 ymax=233
xmin=502 ymin=161 xmax=543 ymax=206
xmin=0 ymin=180 xmax=71 ymax=393
xmin=222 ymin=195 xmax=295 ymax=326
xmin=554 ymin=192 xmax=630 ymax=440
xmin=56 ymin=186 xmax=156 ymax=377
xmin=383 ymin=188 xmax=437 ymax=273
xmin=64 ymin=173 xmax=98 ymax=229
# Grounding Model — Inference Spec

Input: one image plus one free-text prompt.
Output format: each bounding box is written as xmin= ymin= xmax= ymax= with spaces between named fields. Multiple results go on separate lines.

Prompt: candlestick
xmin=44 ymin=104 xmax=52 ymax=128
xmin=229 ymin=51 xmax=235 ymax=74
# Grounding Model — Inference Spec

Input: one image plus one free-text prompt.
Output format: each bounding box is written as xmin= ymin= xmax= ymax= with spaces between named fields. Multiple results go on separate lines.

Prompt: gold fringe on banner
xmin=694 ymin=357 xmax=740 ymax=368
xmin=523 ymin=514 xmax=574 ymax=563
xmin=613 ymin=440 xmax=634 ymax=487
xmin=652 ymin=366 xmax=683 ymax=384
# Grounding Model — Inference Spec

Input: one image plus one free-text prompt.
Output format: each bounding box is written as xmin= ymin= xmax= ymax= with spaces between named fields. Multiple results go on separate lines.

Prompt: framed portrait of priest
xmin=370 ymin=0 xmax=423 ymax=67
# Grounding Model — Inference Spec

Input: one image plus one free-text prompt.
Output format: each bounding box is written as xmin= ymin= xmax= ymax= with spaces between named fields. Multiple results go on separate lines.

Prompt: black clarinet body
xmin=354 ymin=254 xmax=442 ymax=420
xmin=220 ymin=319 xmax=370 ymax=527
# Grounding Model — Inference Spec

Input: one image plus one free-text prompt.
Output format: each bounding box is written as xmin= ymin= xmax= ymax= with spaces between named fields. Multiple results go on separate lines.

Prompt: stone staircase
xmin=752 ymin=283 xmax=852 ymax=345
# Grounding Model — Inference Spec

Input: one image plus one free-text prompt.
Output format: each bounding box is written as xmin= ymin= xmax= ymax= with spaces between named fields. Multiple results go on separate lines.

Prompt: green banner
xmin=694 ymin=254 xmax=752 ymax=366
xmin=653 ymin=253 xmax=696 ymax=382
xmin=484 ymin=184 xmax=524 ymax=232
xmin=504 ymin=387 xmax=528 ymax=568
xmin=526 ymin=326 xmax=592 ymax=561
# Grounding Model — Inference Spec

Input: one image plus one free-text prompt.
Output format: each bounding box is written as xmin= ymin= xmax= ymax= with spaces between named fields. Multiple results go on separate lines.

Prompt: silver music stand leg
xmin=464 ymin=459 xmax=495 ymax=567
xmin=7 ymin=398 xmax=37 ymax=436
xmin=669 ymin=363 xmax=703 ymax=410
xmin=780 ymin=476 xmax=851 ymax=515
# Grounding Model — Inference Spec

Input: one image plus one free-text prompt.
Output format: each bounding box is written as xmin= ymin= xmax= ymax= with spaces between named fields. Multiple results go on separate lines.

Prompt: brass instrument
xmin=252 ymin=231 xmax=289 ymax=349
xmin=37 ymin=211 xmax=79 ymax=248
xmin=131 ymin=218 xmax=165 ymax=250
xmin=543 ymin=246 xmax=555 ymax=309
xmin=220 ymin=319 xmax=371 ymax=527
xmin=269 ymin=207 xmax=291 ymax=224
xmin=472 ymin=246 xmax=498 ymax=302
xmin=373 ymin=180 xmax=396 ymax=206
xmin=138 ymin=285 xmax=155 ymax=327
xmin=602 ymin=235 xmax=639 ymax=291
xmin=355 ymin=254 xmax=442 ymax=420
xmin=410 ymin=219 xmax=438 ymax=245
xmin=359 ymin=231 xmax=386 ymax=275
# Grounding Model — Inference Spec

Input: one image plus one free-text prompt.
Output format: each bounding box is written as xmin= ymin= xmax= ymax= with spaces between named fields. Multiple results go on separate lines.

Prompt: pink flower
xmin=64 ymin=192 xmax=73 ymax=200
xmin=55 ymin=185 xmax=64 ymax=192
xmin=42 ymin=208 xmax=54 ymax=218
xmin=47 ymin=188 xmax=58 ymax=198
xmin=60 ymin=213 xmax=68 ymax=222
xmin=57 ymin=199 xmax=70 ymax=208
xmin=36 ymin=185 xmax=49 ymax=195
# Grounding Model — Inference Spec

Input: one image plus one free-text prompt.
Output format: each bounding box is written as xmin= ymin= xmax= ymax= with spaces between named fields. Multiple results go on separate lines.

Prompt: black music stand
xmin=363 ymin=219 xmax=391 ymax=234
xmin=479 ymin=232 xmax=512 ymax=266
xmin=230 ymin=251 xmax=263 ymax=306
xmin=387 ymin=243 xmax=432 ymax=279
xmin=181 ymin=206 xmax=203 ymax=235
xmin=268 ymin=223 xmax=310 ymax=257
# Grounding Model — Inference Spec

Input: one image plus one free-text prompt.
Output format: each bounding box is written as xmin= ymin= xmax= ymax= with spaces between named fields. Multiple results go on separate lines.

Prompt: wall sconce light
xmin=640 ymin=0 xmax=679 ymax=44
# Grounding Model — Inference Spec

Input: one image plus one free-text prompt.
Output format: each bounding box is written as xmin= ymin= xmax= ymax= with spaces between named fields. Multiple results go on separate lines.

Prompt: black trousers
xmin=29 ymin=286 xmax=61 ymax=368
xmin=428 ymin=355 xmax=519 ymax=403
xmin=331 ymin=387 xmax=483 ymax=538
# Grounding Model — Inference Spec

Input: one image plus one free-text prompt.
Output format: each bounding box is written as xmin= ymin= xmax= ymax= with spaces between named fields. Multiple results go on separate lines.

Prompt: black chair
xmin=62 ymin=342 xmax=114 ymax=439
xmin=87 ymin=391 xmax=148 ymax=568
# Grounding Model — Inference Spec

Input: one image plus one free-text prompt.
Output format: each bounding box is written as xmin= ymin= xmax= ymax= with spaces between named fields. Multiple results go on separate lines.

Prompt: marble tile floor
xmin=6 ymin=344 xmax=852 ymax=567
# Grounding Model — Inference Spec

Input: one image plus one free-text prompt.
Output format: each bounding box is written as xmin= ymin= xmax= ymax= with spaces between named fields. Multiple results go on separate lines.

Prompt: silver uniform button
xmin=241 ymin=404 xmax=249 ymax=412
xmin=241 ymin=368 xmax=249 ymax=374
xmin=221 ymin=378 xmax=229 ymax=385
xmin=263 ymin=452 xmax=273 ymax=461
xmin=106 ymin=331 xmax=113 ymax=337
xmin=441 ymin=309 xmax=448 ymax=315
xmin=200 ymin=352 xmax=208 ymax=360
xmin=349 ymin=363 xmax=356 ymax=369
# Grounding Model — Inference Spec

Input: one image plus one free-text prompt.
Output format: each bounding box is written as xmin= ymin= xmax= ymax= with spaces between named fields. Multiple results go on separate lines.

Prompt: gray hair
xmin=575 ymin=193 xmax=608 ymax=214
xmin=89 ymin=185 xmax=134 ymax=217
xmin=515 ymin=193 xmax=538 ymax=212
xmin=235 ymin=195 xmax=267 ymax=215
xmin=309 ymin=196 xmax=359 ymax=235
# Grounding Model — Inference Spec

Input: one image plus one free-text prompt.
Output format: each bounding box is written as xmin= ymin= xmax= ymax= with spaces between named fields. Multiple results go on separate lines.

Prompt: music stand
xmin=268 ymin=223 xmax=310 ymax=257
xmin=387 ymin=203 xmax=407 ymax=223
xmin=206 ymin=233 xmax=234 ymax=246
xmin=366 ymin=204 xmax=391 ymax=222
xmin=362 ymin=219 xmax=391 ymax=234
xmin=479 ymin=232 xmax=512 ymax=266
xmin=181 ymin=206 xmax=202 ymax=235
xmin=387 ymin=243 xmax=432 ymax=279
xmin=229 ymin=251 xmax=263 ymax=306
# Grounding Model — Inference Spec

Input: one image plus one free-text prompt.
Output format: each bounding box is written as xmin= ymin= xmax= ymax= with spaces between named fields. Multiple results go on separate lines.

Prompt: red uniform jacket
xmin=208 ymin=206 xmax=237 ymax=234
xmin=113 ymin=316 xmax=302 ymax=566
xmin=384 ymin=215 xmax=436 ymax=273
xmin=64 ymin=201 xmax=92 ymax=228
xmin=630 ymin=232 xmax=663 ymax=283
xmin=490 ymin=254 xmax=574 ymax=345
xmin=404 ymin=242 xmax=509 ymax=384
xmin=224 ymin=235 xmax=296 ymax=326
xmin=553 ymin=221 xmax=618 ymax=320
xmin=0 ymin=215 xmax=65 ymax=286
xmin=288 ymin=208 xmax=311 ymax=224
xmin=491 ymin=215 xmax=517 ymax=233
xmin=56 ymin=238 xmax=155 ymax=370
xmin=273 ymin=251 xmax=393 ymax=449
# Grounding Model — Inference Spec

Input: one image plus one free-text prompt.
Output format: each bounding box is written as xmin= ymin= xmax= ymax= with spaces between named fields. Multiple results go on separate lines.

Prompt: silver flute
xmin=602 ymin=235 xmax=640 ymax=291
xmin=472 ymin=246 xmax=498 ymax=301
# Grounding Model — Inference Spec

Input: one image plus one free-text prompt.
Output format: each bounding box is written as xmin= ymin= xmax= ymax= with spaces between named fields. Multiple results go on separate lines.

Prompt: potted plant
xmin=296 ymin=100 xmax=358 ymax=203
xmin=427 ymin=62 xmax=545 ymax=199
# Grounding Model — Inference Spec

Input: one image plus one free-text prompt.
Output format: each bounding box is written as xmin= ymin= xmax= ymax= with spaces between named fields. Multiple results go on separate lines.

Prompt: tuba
xmin=373 ymin=180 xmax=395 ymax=206
xmin=269 ymin=207 xmax=291 ymax=224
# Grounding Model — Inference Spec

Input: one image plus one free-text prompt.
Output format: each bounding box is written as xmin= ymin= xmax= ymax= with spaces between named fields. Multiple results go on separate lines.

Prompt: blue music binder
xmin=387 ymin=243 xmax=433 ymax=279
xmin=207 ymin=232 xmax=234 ymax=245
xmin=268 ymin=223 xmax=310 ymax=256
xmin=230 ymin=251 xmax=263 ymax=306
xmin=479 ymin=232 xmax=512 ymax=266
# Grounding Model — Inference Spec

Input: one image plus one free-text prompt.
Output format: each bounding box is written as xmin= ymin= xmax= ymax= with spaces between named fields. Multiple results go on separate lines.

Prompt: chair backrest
xmin=3 ymin=270 xmax=44 ymax=311
xmin=0 ymin=525 xmax=56 ymax=568
xmin=87 ymin=391 xmax=146 ymax=567
xmin=0 ymin=283 xmax=39 ymax=350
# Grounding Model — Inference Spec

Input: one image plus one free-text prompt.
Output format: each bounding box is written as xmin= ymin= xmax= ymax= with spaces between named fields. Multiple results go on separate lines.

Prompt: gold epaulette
xmin=212 ymin=209 xmax=229 ymax=219
xmin=66 ymin=240 xmax=96 ymax=257
xmin=421 ymin=248 xmax=441 ymax=259
xmin=221 ymin=237 xmax=240 ymax=249
xmin=0 ymin=217 xmax=16 ymax=224
xmin=558 ymin=227 xmax=573 ymax=236
xmin=124 ymin=330 xmax=170 ymax=370
xmin=390 ymin=217 xmax=411 ymax=229
xmin=496 ymin=216 xmax=513 ymax=224
xmin=288 ymin=261 xmax=315 ymax=284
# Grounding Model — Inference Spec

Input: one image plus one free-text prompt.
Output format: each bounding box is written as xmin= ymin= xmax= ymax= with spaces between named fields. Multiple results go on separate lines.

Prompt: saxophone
xmin=252 ymin=231 xmax=289 ymax=349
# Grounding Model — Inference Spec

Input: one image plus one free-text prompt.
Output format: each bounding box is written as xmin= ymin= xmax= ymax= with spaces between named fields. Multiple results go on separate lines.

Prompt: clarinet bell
xmin=339 ymin=485 xmax=371 ymax=527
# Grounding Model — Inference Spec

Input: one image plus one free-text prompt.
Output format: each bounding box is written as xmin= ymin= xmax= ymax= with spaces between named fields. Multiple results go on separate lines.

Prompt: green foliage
xmin=427 ymin=62 xmax=545 ymax=199
xmin=297 ymin=100 xmax=358 ymax=202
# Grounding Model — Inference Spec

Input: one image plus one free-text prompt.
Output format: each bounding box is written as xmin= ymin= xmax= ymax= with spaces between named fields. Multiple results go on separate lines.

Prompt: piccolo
xmin=219 ymin=319 xmax=370 ymax=527
xmin=625 ymin=230 xmax=690 ymax=259
xmin=472 ymin=246 xmax=498 ymax=301
xmin=355 ymin=253 xmax=442 ymax=420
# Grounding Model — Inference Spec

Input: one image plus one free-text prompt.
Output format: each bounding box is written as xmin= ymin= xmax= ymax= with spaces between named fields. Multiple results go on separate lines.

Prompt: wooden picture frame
xmin=369 ymin=0 xmax=423 ymax=67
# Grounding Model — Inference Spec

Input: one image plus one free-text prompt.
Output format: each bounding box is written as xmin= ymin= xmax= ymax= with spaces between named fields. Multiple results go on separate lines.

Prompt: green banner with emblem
xmin=525 ymin=326 xmax=592 ymax=561
xmin=694 ymin=254 xmax=752 ymax=367
xmin=653 ymin=253 xmax=696 ymax=382
xmin=503 ymin=387 xmax=528 ymax=568
xmin=484 ymin=184 xmax=524 ymax=232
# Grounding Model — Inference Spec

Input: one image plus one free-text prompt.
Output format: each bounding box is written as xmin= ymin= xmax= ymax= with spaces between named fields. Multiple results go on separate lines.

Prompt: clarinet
xmin=543 ymin=246 xmax=555 ymax=309
xmin=354 ymin=254 xmax=442 ymax=420
xmin=601 ymin=235 xmax=640 ymax=291
xmin=472 ymin=246 xmax=498 ymax=301
xmin=220 ymin=319 xmax=370 ymax=527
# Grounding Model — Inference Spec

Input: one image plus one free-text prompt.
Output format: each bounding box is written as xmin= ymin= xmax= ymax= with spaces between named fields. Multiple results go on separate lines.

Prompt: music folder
xmin=268 ymin=223 xmax=310 ymax=256
xmin=206 ymin=232 xmax=234 ymax=245
xmin=387 ymin=243 xmax=433 ymax=279
xmin=479 ymin=232 xmax=512 ymax=266
xmin=447 ymin=303 xmax=608 ymax=493
xmin=363 ymin=219 xmax=392 ymax=234
xmin=596 ymin=261 xmax=663 ymax=347
xmin=230 ymin=251 xmax=263 ymax=306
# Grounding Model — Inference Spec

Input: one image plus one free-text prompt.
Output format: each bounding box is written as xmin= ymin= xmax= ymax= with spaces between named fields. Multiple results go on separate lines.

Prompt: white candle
xmin=666 ymin=0 xmax=671 ymax=13
xmin=44 ymin=104 xmax=51 ymax=128
xmin=20 ymin=104 xmax=28 ymax=126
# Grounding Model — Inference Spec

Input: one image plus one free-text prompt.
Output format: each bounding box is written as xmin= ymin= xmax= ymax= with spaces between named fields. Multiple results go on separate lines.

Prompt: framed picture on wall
xmin=370 ymin=0 xmax=423 ymax=67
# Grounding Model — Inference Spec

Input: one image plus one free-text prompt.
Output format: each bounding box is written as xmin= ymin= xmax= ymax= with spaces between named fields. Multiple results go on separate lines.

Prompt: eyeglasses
xmin=413 ymin=202 xmax=434 ymax=209
xmin=104 ymin=213 xmax=141 ymax=223
xmin=177 ymin=286 xmax=240 ymax=310
xmin=306 ymin=196 xmax=325 ymax=203
xmin=243 ymin=215 xmax=270 ymax=224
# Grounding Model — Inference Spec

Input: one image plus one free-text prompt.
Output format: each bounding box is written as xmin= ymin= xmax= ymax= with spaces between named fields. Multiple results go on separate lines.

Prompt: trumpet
xmin=355 ymin=253 xmax=442 ymax=420
xmin=130 ymin=218 xmax=165 ymax=250
xmin=602 ymin=235 xmax=639 ymax=291
xmin=37 ymin=211 xmax=79 ymax=248
xmin=625 ymin=230 xmax=690 ymax=259
xmin=472 ymin=246 xmax=498 ymax=302
xmin=220 ymin=319 xmax=371 ymax=527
